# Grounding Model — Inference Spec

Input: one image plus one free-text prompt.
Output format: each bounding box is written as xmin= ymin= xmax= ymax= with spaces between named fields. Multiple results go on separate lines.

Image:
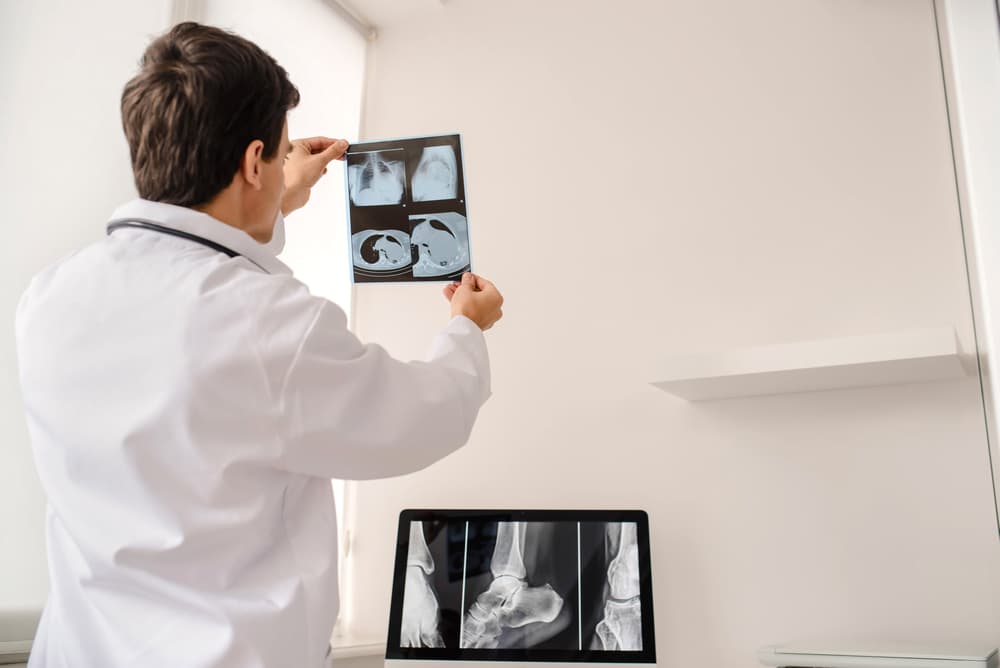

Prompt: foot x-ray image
xmin=344 ymin=134 xmax=469 ymax=283
xmin=398 ymin=521 xmax=643 ymax=652
xmin=410 ymin=213 xmax=470 ymax=278
xmin=348 ymin=150 xmax=406 ymax=206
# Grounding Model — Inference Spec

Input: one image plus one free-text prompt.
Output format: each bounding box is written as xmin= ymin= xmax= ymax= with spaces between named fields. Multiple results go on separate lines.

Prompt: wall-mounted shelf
xmin=652 ymin=327 xmax=969 ymax=401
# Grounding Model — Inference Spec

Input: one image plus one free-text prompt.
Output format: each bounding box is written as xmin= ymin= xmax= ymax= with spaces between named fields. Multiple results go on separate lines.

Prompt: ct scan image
xmin=410 ymin=213 xmax=470 ymax=278
xmin=350 ymin=227 xmax=412 ymax=281
xmin=345 ymin=134 xmax=469 ymax=283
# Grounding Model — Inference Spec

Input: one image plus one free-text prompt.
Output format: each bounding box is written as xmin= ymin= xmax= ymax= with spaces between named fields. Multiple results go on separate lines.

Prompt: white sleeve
xmin=274 ymin=302 xmax=491 ymax=479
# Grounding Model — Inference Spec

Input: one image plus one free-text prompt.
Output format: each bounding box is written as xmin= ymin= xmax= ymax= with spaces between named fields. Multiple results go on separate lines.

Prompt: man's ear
xmin=240 ymin=139 xmax=266 ymax=190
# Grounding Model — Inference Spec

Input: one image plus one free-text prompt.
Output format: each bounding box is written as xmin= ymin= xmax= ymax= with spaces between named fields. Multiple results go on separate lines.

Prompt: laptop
xmin=384 ymin=509 xmax=656 ymax=667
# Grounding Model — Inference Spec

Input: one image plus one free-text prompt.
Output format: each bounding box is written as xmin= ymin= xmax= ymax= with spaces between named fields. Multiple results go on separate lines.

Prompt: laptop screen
xmin=385 ymin=510 xmax=656 ymax=663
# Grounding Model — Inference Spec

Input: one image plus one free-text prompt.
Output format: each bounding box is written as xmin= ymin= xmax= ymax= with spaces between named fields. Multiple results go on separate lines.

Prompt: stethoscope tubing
xmin=106 ymin=219 xmax=269 ymax=273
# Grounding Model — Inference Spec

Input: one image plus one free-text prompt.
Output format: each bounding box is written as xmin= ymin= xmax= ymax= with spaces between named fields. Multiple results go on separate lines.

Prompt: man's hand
xmin=443 ymin=273 xmax=504 ymax=331
xmin=282 ymin=137 xmax=349 ymax=216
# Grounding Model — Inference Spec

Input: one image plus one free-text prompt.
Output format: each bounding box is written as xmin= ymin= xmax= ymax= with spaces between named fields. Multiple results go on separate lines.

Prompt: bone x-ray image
xmin=581 ymin=522 xmax=642 ymax=651
xmin=398 ymin=521 xmax=643 ymax=652
xmin=348 ymin=149 xmax=406 ymax=206
xmin=345 ymin=134 xmax=470 ymax=283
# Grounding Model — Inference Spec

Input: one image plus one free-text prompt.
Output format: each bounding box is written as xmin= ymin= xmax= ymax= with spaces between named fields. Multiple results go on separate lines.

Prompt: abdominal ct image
xmin=460 ymin=522 xmax=578 ymax=650
xmin=410 ymin=213 xmax=470 ymax=278
xmin=412 ymin=145 xmax=459 ymax=202
xmin=348 ymin=149 xmax=406 ymax=206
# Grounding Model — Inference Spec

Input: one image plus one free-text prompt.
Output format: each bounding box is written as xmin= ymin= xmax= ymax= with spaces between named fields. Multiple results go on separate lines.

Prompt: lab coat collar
xmin=108 ymin=199 xmax=293 ymax=276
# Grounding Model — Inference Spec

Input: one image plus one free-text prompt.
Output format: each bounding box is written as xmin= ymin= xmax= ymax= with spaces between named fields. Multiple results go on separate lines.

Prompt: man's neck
xmin=195 ymin=190 xmax=268 ymax=243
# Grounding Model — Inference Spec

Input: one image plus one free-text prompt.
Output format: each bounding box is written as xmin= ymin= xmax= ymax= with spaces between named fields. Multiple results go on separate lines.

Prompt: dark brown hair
xmin=121 ymin=22 xmax=300 ymax=207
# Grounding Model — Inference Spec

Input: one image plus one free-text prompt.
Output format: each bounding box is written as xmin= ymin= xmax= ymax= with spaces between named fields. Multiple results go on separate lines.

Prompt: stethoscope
xmin=106 ymin=219 xmax=269 ymax=273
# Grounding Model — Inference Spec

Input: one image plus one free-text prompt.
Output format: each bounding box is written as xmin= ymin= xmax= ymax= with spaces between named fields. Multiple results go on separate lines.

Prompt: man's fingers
xmin=313 ymin=139 xmax=348 ymax=167
xmin=295 ymin=136 xmax=342 ymax=153
xmin=296 ymin=137 xmax=331 ymax=152
xmin=321 ymin=138 xmax=348 ymax=155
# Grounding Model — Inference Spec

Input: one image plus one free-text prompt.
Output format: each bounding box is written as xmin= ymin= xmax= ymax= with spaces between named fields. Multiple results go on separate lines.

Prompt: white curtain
xmin=0 ymin=0 xmax=175 ymax=617
xmin=0 ymin=0 xmax=366 ymax=640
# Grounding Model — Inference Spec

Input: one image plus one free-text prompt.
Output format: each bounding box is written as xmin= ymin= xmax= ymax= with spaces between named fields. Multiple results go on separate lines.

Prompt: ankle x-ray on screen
xmin=399 ymin=521 xmax=643 ymax=651
xmin=344 ymin=134 xmax=471 ymax=284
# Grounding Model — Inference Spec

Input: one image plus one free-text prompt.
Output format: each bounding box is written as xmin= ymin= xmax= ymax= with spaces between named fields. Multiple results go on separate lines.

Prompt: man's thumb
xmin=461 ymin=272 xmax=475 ymax=288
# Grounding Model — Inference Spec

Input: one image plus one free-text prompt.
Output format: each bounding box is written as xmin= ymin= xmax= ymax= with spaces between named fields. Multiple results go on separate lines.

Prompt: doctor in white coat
xmin=15 ymin=22 xmax=502 ymax=668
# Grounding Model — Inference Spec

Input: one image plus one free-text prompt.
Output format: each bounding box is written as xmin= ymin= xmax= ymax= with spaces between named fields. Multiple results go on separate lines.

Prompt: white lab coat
xmin=15 ymin=199 xmax=491 ymax=668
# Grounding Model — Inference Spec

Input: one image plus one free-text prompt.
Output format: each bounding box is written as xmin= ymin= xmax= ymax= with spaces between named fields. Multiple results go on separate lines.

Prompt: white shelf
xmin=652 ymin=327 xmax=970 ymax=401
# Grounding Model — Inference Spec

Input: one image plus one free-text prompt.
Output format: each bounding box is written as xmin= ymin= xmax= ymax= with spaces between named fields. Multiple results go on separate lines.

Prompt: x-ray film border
xmin=347 ymin=148 xmax=406 ymax=156
xmin=343 ymin=132 xmax=473 ymax=285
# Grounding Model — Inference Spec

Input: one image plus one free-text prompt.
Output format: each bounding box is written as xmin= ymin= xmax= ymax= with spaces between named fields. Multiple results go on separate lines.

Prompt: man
xmin=15 ymin=22 xmax=502 ymax=668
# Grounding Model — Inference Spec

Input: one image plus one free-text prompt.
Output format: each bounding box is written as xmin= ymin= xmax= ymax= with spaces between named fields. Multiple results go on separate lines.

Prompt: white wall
xmin=0 ymin=0 xmax=173 ymax=612
xmin=341 ymin=1 xmax=1000 ymax=664
xmin=936 ymin=0 xmax=1000 ymax=539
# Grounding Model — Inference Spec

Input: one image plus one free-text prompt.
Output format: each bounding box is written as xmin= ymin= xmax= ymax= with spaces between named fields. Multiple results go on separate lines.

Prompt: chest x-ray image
xmin=392 ymin=515 xmax=652 ymax=658
xmin=412 ymin=145 xmax=459 ymax=201
xmin=344 ymin=134 xmax=469 ymax=283
xmin=348 ymin=149 xmax=406 ymax=206
xmin=410 ymin=213 xmax=470 ymax=278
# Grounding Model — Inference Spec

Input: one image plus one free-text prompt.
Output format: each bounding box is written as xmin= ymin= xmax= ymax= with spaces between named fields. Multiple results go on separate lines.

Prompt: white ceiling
xmin=338 ymin=0 xmax=448 ymax=31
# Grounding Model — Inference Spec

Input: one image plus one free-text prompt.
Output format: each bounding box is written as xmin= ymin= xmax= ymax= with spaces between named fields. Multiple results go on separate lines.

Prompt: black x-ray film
xmin=390 ymin=511 xmax=655 ymax=663
xmin=344 ymin=134 xmax=471 ymax=284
